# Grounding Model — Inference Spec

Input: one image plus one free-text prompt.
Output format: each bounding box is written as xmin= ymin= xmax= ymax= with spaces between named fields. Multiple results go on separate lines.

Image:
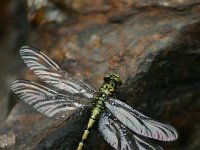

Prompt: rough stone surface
xmin=0 ymin=0 xmax=200 ymax=150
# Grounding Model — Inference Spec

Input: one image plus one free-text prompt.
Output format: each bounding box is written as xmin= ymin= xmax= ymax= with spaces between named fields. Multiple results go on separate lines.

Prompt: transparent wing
xmin=11 ymin=80 xmax=92 ymax=120
xmin=105 ymin=98 xmax=178 ymax=141
xmin=99 ymin=112 xmax=163 ymax=150
xmin=19 ymin=46 xmax=97 ymax=100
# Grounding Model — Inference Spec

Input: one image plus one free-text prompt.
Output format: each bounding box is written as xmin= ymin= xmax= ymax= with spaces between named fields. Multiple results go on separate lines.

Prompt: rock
xmin=1 ymin=1 xmax=200 ymax=150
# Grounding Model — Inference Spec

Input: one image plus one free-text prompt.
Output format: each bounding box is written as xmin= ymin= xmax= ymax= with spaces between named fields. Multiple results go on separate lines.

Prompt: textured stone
xmin=0 ymin=1 xmax=200 ymax=150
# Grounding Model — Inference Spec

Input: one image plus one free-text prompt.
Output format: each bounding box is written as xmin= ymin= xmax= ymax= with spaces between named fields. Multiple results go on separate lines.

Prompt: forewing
xmin=11 ymin=80 xmax=89 ymax=120
xmin=99 ymin=112 xmax=163 ymax=150
xmin=19 ymin=46 xmax=97 ymax=99
xmin=105 ymin=99 xmax=178 ymax=141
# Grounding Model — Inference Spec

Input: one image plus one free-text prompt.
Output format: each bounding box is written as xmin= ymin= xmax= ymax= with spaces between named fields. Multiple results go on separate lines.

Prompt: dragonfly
xmin=11 ymin=46 xmax=178 ymax=150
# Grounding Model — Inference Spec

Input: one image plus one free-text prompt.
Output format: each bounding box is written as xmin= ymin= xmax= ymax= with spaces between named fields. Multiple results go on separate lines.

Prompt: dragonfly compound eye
xmin=104 ymin=73 xmax=122 ymax=87
xmin=110 ymin=73 xmax=122 ymax=86
xmin=103 ymin=75 xmax=111 ymax=83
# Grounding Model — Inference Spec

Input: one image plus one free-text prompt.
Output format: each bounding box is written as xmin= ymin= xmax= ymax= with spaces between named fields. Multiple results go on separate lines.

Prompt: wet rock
xmin=0 ymin=1 xmax=200 ymax=150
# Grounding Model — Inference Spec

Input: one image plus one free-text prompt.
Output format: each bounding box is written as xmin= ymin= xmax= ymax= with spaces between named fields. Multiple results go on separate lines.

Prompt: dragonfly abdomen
xmin=77 ymin=74 xmax=122 ymax=150
xmin=77 ymin=96 xmax=106 ymax=150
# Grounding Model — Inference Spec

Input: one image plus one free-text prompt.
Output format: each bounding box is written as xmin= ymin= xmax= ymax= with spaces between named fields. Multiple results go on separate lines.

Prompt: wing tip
xmin=19 ymin=46 xmax=40 ymax=55
xmin=165 ymin=124 xmax=179 ymax=141
xmin=20 ymin=45 xmax=31 ymax=49
xmin=11 ymin=80 xmax=23 ymax=88
xmin=170 ymin=130 xmax=179 ymax=141
xmin=11 ymin=80 xmax=33 ymax=92
xmin=19 ymin=45 xmax=60 ymax=70
xmin=10 ymin=80 xmax=18 ymax=92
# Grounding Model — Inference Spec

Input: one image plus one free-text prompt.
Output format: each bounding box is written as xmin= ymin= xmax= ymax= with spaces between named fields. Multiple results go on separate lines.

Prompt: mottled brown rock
xmin=0 ymin=1 xmax=200 ymax=150
xmin=0 ymin=0 xmax=29 ymax=124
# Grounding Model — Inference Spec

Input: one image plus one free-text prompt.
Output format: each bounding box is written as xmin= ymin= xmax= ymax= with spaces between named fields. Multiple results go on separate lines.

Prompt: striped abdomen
xmin=77 ymin=74 xmax=122 ymax=150
xmin=77 ymin=96 xmax=105 ymax=150
xmin=77 ymin=82 xmax=116 ymax=150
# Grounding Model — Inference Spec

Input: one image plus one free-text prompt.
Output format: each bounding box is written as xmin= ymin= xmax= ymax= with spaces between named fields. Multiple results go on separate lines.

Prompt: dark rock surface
xmin=0 ymin=0 xmax=200 ymax=150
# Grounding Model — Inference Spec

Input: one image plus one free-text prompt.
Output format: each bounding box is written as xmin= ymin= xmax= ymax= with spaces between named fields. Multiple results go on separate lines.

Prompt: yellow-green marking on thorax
xmin=77 ymin=73 xmax=122 ymax=150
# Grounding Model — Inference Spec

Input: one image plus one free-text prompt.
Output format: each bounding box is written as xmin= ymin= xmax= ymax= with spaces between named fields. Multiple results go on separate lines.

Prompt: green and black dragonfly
xmin=11 ymin=46 xmax=178 ymax=150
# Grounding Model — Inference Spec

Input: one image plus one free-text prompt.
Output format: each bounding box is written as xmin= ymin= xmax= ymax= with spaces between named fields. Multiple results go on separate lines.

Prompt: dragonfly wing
xmin=19 ymin=46 xmax=97 ymax=100
xmin=99 ymin=113 xmax=135 ymax=150
xmin=105 ymin=98 xmax=178 ymax=141
xmin=99 ymin=112 xmax=163 ymax=150
xmin=11 ymin=80 xmax=91 ymax=120
xmin=132 ymin=134 xmax=164 ymax=150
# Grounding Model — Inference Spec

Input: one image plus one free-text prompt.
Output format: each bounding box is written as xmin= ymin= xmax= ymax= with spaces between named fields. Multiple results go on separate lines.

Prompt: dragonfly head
xmin=104 ymin=73 xmax=122 ymax=87
xmin=100 ymin=73 xmax=122 ymax=96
